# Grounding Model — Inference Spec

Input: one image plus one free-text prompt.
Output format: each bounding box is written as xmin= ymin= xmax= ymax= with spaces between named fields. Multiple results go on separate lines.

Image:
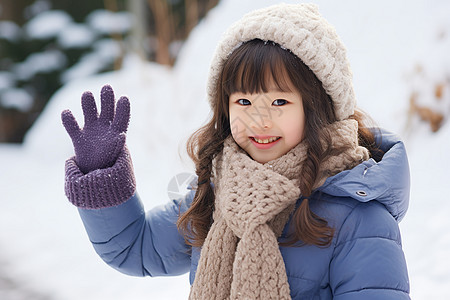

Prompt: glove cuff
xmin=65 ymin=147 xmax=136 ymax=209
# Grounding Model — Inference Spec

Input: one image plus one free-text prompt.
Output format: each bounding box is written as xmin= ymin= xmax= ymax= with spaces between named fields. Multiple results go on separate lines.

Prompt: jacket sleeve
xmin=77 ymin=190 xmax=194 ymax=277
xmin=330 ymin=201 xmax=410 ymax=299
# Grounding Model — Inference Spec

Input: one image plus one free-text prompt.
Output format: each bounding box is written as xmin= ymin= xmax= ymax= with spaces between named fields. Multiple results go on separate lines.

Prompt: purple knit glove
xmin=62 ymin=85 xmax=130 ymax=174
xmin=62 ymin=85 xmax=136 ymax=209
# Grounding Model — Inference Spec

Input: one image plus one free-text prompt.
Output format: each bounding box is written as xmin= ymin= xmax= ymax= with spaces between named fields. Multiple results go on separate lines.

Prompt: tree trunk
xmin=185 ymin=0 xmax=199 ymax=35
xmin=127 ymin=0 xmax=148 ymax=59
xmin=147 ymin=0 xmax=174 ymax=65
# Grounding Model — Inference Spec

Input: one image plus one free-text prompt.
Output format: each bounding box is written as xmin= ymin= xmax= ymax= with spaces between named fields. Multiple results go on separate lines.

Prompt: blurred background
xmin=0 ymin=0 xmax=449 ymax=299
xmin=0 ymin=0 xmax=218 ymax=143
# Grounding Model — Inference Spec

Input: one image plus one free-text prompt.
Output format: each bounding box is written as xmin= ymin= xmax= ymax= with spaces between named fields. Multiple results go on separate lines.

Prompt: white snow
xmin=13 ymin=49 xmax=67 ymax=81
xmin=24 ymin=10 xmax=73 ymax=40
xmin=0 ymin=88 xmax=34 ymax=112
xmin=0 ymin=0 xmax=449 ymax=299
xmin=57 ymin=23 xmax=96 ymax=49
xmin=0 ymin=71 xmax=15 ymax=90
xmin=61 ymin=39 xmax=122 ymax=83
xmin=86 ymin=10 xmax=132 ymax=35
xmin=24 ymin=0 xmax=52 ymax=20
xmin=0 ymin=21 xmax=22 ymax=42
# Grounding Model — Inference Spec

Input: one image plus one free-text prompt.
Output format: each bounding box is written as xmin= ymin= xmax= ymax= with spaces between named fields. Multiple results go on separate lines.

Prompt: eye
xmin=273 ymin=99 xmax=288 ymax=106
xmin=237 ymin=99 xmax=251 ymax=106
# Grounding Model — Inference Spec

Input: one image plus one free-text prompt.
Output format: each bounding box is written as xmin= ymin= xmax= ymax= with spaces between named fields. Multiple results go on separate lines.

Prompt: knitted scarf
xmin=189 ymin=119 xmax=369 ymax=300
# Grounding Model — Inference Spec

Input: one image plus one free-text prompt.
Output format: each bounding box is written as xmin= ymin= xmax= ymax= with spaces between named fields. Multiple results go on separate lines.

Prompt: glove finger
xmin=61 ymin=109 xmax=81 ymax=140
xmin=112 ymin=96 xmax=130 ymax=133
xmin=81 ymin=91 xmax=98 ymax=127
xmin=99 ymin=84 xmax=115 ymax=124
xmin=109 ymin=133 xmax=127 ymax=165
xmin=116 ymin=133 xmax=127 ymax=153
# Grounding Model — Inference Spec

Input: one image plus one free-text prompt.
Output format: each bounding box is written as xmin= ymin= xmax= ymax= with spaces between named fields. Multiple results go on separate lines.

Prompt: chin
xmin=250 ymin=153 xmax=277 ymax=164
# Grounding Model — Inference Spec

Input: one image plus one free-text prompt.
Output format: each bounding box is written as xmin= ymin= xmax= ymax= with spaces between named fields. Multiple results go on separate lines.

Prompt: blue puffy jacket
xmin=77 ymin=130 xmax=410 ymax=299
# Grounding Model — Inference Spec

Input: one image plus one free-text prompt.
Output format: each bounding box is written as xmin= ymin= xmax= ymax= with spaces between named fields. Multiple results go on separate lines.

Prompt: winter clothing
xmin=190 ymin=120 xmax=369 ymax=299
xmin=65 ymin=147 xmax=135 ymax=209
xmin=208 ymin=3 xmax=355 ymax=120
xmin=62 ymin=85 xmax=135 ymax=208
xmin=61 ymin=84 xmax=130 ymax=174
xmin=74 ymin=129 xmax=410 ymax=299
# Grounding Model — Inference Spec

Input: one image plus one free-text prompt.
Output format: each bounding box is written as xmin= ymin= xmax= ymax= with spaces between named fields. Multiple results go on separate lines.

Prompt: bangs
xmin=222 ymin=39 xmax=297 ymax=96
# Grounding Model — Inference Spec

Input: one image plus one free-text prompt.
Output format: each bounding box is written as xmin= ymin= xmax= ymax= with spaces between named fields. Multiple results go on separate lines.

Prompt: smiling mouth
xmin=250 ymin=136 xmax=281 ymax=144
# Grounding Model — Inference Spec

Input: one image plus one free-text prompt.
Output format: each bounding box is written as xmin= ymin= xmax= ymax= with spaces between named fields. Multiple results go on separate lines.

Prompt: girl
xmin=62 ymin=3 xmax=410 ymax=299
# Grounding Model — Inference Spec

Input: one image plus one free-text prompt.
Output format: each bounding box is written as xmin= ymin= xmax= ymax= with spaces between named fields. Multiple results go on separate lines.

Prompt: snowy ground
xmin=1 ymin=0 xmax=449 ymax=299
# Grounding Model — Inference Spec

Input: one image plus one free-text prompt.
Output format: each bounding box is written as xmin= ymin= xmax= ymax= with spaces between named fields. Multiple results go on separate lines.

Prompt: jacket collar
xmin=317 ymin=129 xmax=410 ymax=221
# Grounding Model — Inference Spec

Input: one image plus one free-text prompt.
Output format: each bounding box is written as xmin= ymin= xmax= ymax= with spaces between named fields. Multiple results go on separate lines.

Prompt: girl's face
xmin=229 ymin=79 xmax=305 ymax=164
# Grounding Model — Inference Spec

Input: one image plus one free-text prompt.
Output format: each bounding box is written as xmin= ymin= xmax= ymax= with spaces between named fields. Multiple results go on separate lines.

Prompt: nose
xmin=250 ymin=117 xmax=273 ymax=131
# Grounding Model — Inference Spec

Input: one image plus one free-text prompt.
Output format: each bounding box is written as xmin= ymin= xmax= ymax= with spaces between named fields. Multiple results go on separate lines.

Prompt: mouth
xmin=251 ymin=136 xmax=281 ymax=144
xmin=249 ymin=136 xmax=282 ymax=150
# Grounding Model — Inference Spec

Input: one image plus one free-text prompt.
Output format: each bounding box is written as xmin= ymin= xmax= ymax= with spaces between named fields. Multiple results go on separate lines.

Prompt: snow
xmin=24 ymin=10 xmax=73 ymax=40
xmin=61 ymin=39 xmax=123 ymax=83
xmin=86 ymin=10 xmax=132 ymax=35
xmin=0 ymin=21 xmax=22 ymax=42
xmin=0 ymin=71 xmax=15 ymax=90
xmin=0 ymin=88 xmax=33 ymax=112
xmin=1 ymin=0 xmax=449 ymax=299
xmin=24 ymin=0 xmax=52 ymax=20
xmin=57 ymin=23 xmax=96 ymax=49
xmin=13 ymin=49 xmax=67 ymax=81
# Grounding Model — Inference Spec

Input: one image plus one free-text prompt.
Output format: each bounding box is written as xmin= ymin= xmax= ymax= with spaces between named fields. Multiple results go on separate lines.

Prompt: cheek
xmin=280 ymin=111 xmax=305 ymax=146
xmin=229 ymin=111 xmax=249 ymax=146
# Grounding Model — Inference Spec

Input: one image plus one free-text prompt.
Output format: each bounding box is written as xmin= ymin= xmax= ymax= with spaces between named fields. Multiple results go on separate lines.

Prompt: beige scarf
xmin=189 ymin=119 xmax=369 ymax=300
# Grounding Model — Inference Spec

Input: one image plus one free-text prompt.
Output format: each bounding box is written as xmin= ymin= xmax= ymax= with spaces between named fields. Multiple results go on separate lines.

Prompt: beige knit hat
xmin=207 ymin=3 xmax=356 ymax=120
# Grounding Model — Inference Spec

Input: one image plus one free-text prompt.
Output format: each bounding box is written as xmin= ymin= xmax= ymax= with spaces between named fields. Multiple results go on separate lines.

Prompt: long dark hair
xmin=177 ymin=39 xmax=378 ymax=247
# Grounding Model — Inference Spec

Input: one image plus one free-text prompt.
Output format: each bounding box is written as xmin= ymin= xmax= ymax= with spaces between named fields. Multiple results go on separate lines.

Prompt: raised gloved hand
xmin=62 ymin=85 xmax=130 ymax=174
